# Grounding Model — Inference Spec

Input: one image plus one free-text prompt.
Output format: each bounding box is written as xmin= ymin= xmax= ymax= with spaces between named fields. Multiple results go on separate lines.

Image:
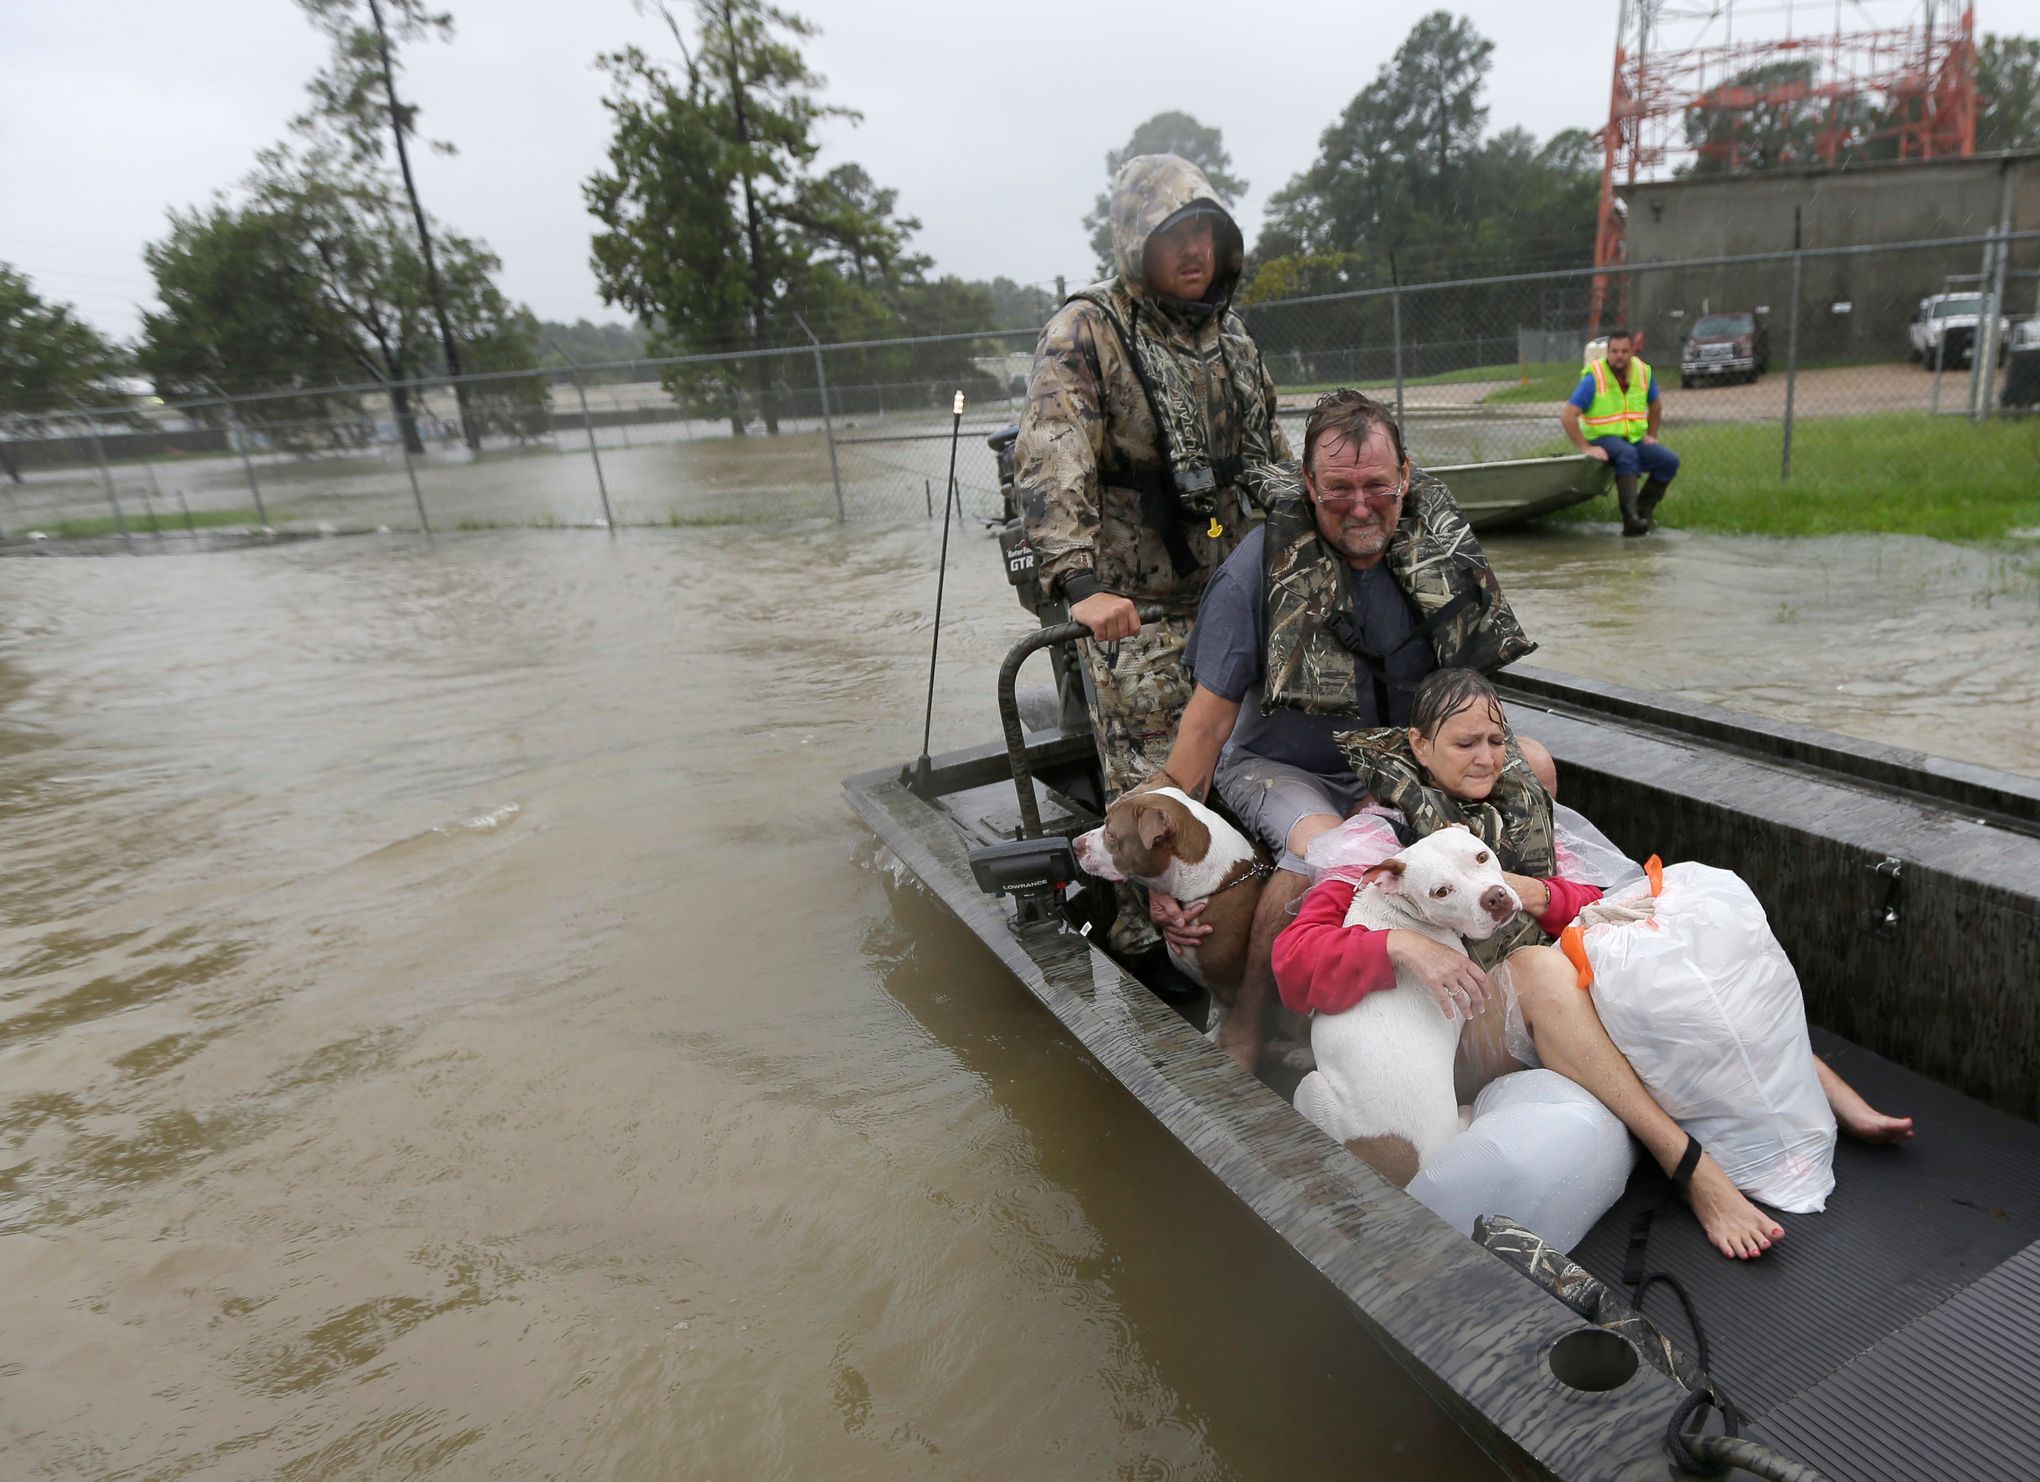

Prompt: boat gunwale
xmin=1498 ymin=665 xmax=2040 ymax=834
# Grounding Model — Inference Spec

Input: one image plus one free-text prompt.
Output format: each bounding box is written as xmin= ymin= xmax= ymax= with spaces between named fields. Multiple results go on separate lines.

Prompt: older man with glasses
xmin=1152 ymin=390 xmax=1546 ymax=1071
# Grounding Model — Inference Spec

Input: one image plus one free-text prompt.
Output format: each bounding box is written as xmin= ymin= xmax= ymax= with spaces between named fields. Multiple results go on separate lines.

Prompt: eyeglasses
xmin=1314 ymin=483 xmax=1405 ymax=512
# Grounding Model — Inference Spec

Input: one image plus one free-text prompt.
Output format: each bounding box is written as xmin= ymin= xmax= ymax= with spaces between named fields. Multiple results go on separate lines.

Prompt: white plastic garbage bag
xmin=1563 ymin=862 xmax=1837 ymax=1213
xmin=1406 ymin=1069 xmax=1635 ymax=1252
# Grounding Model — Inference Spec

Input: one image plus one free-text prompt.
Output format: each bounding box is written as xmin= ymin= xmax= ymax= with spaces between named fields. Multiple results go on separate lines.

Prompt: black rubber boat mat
xmin=1753 ymin=1237 xmax=2040 ymax=1481
xmin=1569 ymin=1027 xmax=2040 ymax=1461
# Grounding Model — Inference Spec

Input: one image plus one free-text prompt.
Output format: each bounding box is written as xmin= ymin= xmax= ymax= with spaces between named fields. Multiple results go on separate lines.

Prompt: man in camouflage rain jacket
xmin=1015 ymin=153 xmax=1291 ymax=952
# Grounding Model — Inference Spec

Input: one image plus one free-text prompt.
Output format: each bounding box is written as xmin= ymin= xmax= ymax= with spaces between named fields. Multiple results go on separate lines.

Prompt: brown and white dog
xmin=1071 ymin=782 xmax=1270 ymax=996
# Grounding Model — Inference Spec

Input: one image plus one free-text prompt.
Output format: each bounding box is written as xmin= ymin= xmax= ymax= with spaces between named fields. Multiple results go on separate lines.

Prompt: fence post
xmin=69 ymin=398 xmax=130 ymax=546
xmin=1978 ymin=225 xmax=2012 ymax=422
xmin=549 ymin=343 xmax=615 ymax=530
xmin=362 ymin=363 xmax=432 ymax=534
xmin=1780 ymin=250 xmax=1803 ymax=481
xmin=924 ymin=477 xmax=933 ymax=519
xmin=796 ymin=314 xmax=847 ymax=521
xmin=1390 ymin=284 xmax=1406 ymax=430
xmin=139 ymin=468 xmax=164 ymax=542
xmin=1966 ymin=228 xmax=1994 ymax=421
xmin=212 ymin=388 xmax=270 ymax=528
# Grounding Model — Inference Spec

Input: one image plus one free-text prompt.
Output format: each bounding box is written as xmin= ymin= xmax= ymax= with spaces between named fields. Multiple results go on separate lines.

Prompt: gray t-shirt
xmin=1182 ymin=525 xmax=1433 ymax=776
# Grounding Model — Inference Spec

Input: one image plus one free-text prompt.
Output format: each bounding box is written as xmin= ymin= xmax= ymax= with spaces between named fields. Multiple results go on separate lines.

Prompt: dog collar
xmin=1214 ymin=855 xmax=1276 ymax=894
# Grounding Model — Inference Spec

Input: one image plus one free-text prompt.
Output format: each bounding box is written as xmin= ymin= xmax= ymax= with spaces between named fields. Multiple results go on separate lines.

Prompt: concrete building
xmin=1620 ymin=150 xmax=2040 ymax=366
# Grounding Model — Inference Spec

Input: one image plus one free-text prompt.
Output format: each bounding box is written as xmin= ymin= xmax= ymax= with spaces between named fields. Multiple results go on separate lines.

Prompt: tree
xmin=1978 ymin=34 xmax=2040 ymax=152
xmin=0 ymin=265 xmax=128 ymax=416
xmin=293 ymin=0 xmax=483 ymax=448
xmin=1251 ymin=11 xmax=1594 ymax=294
xmin=1686 ymin=60 xmax=1815 ymax=173
xmin=1081 ymin=112 xmax=1247 ymax=277
xmin=790 ymin=164 xmax=927 ymax=288
xmin=0 ymin=265 xmax=129 ymax=481
xmin=1398 ymin=12 xmax=1494 ymax=190
xmin=538 ymin=319 xmax=653 ymax=383
xmin=1257 ymin=12 xmax=1495 ymax=267
xmin=980 ymin=276 xmax=1057 ymax=331
xmin=587 ymin=1 xmax=945 ymax=434
xmin=1243 ymin=15 xmax=1599 ymax=379
xmin=140 ymin=136 xmax=541 ymax=454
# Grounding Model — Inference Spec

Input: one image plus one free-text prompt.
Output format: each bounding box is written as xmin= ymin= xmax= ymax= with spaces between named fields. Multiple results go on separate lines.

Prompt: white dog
xmin=1292 ymin=827 xmax=1522 ymax=1186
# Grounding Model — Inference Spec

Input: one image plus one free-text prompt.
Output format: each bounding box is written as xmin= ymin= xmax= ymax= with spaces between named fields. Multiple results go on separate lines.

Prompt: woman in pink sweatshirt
xmin=1270 ymin=669 xmax=1908 ymax=1261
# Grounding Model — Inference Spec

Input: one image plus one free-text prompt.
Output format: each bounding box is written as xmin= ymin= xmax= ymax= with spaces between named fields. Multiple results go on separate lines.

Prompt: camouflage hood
xmin=1107 ymin=154 xmax=1245 ymax=309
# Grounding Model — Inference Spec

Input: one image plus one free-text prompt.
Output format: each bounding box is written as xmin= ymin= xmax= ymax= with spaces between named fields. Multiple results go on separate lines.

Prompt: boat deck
xmin=1572 ymin=1028 xmax=2040 ymax=1480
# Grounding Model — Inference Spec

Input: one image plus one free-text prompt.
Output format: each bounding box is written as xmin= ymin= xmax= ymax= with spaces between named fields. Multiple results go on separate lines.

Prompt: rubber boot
xmin=1616 ymin=474 xmax=1648 ymax=537
xmin=1637 ymin=477 xmax=1670 ymax=528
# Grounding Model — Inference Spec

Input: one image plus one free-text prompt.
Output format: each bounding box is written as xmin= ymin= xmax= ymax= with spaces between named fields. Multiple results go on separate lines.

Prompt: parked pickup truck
xmin=1679 ymin=310 xmax=1769 ymax=387
xmin=1909 ymin=293 xmax=2011 ymax=369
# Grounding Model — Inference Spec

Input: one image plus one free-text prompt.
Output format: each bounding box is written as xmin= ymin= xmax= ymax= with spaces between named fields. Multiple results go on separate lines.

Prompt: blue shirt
xmin=1567 ymin=367 xmax=1660 ymax=412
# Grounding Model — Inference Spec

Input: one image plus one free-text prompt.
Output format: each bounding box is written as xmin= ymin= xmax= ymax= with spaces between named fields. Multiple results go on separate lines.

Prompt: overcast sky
xmin=6 ymin=0 xmax=2036 ymax=344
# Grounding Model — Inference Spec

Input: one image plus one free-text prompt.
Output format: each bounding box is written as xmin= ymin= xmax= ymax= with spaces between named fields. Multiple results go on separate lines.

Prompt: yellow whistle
xmin=1207 ymin=517 xmax=1224 ymax=538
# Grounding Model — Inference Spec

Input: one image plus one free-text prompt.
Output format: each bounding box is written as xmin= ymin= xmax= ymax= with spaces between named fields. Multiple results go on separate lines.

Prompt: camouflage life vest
xmin=1069 ymin=281 xmax=1275 ymax=532
xmin=1335 ymin=726 xmax=1558 ymax=967
xmin=1260 ymin=463 xmax=1536 ymax=718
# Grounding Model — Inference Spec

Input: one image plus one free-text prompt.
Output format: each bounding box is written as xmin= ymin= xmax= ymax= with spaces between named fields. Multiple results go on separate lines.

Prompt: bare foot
xmin=1839 ymin=1106 xmax=1914 ymax=1143
xmin=1684 ymin=1155 xmax=1784 ymax=1260
xmin=1827 ymin=1085 xmax=1914 ymax=1144
xmin=1817 ymin=1057 xmax=1914 ymax=1144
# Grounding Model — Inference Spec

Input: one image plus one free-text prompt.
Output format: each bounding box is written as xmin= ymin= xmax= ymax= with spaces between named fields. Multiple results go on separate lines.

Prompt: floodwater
xmin=1 ymin=519 xmax=2035 ymax=1479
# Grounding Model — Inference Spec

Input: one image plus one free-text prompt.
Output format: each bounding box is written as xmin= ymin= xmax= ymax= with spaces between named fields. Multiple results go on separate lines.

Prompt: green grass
xmin=1482 ymin=366 xmax=1593 ymax=405
xmin=1282 ymin=361 xmax=1576 ymax=397
xmin=1543 ymin=413 xmax=2040 ymax=540
xmin=28 ymin=507 xmax=263 ymax=539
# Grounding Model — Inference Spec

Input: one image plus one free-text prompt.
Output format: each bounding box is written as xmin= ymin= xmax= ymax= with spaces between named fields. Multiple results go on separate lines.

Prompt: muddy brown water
xmin=1 ymin=521 xmax=2034 ymax=1478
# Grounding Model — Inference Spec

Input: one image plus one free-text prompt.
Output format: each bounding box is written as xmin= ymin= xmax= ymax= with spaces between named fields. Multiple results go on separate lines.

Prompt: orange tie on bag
xmin=1562 ymin=855 xmax=1664 ymax=991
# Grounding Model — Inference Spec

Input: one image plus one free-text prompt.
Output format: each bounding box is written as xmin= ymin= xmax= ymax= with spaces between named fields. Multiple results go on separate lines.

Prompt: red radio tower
xmin=1589 ymin=1 xmax=1978 ymax=333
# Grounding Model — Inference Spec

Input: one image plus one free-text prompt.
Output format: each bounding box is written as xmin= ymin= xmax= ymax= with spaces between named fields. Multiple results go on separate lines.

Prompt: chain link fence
xmin=1246 ymin=228 xmax=2040 ymax=505
xmin=5 ymin=232 xmax=2035 ymax=547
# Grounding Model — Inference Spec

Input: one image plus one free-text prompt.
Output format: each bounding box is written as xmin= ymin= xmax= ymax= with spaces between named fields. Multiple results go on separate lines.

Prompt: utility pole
xmin=367 ymin=0 xmax=479 ymax=453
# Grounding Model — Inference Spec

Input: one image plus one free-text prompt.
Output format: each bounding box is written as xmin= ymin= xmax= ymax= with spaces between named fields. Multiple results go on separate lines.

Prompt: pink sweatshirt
xmin=1272 ymin=875 xmax=1604 ymax=1017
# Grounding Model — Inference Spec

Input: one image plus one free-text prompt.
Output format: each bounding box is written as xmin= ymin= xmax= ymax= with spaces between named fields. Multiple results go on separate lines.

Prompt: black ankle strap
xmin=1671 ymin=1135 xmax=1704 ymax=1193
